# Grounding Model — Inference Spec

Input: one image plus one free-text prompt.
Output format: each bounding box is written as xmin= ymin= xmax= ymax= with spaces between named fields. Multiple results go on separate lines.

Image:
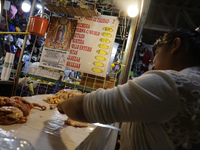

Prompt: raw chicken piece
xmin=0 ymin=96 xmax=46 ymax=125
xmin=0 ymin=106 xmax=25 ymax=125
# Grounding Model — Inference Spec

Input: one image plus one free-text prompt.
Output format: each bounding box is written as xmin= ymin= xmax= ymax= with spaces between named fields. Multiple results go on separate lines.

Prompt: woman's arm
xmin=57 ymin=95 xmax=88 ymax=122
xmin=57 ymin=71 xmax=180 ymax=124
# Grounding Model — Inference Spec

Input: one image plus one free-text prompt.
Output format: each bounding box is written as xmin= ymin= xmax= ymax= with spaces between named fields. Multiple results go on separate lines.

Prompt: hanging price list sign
xmin=66 ymin=15 xmax=119 ymax=77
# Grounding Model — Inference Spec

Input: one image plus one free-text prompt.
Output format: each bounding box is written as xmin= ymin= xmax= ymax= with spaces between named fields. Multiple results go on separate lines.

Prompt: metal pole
xmin=118 ymin=0 xmax=151 ymax=84
xmin=0 ymin=32 xmax=30 ymax=35
xmin=117 ymin=17 xmax=137 ymax=85
xmin=13 ymin=0 xmax=36 ymax=95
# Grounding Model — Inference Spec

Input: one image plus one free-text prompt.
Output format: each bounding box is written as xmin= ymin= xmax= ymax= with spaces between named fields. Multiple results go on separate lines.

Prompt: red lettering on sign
xmin=72 ymin=39 xmax=84 ymax=44
xmin=68 ymin=55 xmax=81 ymax=62
xmin=71 ymin=44 xmax=79 ymax=49
xmin=84 ymin=17 xmax=109 ymax=24
xmin=97 ymin=18 xmax=109 ymax=23
xmin=66 ymin=61 xmax=81 ymax=69
xmin=76 ymin=28 xmax=86 ymax=33
xmin=74 ymin=33 xmax=85 ymax=39
xmin=79 ymin=45 xmax=92 ymax=52
xmin=77 ymin=23 xmax=90 ymax=29
xmin=70 ymin=50 xmax=78 ymax=55
xmin=84 ymin=17 xmax=93 ymax=21
xmin=86 ymin=29 xmax=100 ymax=36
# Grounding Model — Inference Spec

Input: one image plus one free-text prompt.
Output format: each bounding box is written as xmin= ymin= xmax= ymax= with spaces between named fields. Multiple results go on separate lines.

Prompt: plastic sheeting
xmin=0 ymin=94 xmax=95 ymax=150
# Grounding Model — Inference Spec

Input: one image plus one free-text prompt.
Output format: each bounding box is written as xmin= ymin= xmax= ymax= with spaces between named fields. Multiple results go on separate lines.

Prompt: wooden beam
xmin=143 ymin=24 xmax=175 ymax=32
xmin=158 ymin=7 xmax=171 ymax=27
xmin=175 ymin=9 xmax=180 ymax=27
xmin=181 ymin=9 xmax=197 ymax=29
xmin=152 ymin=1 xmax=200 ymax=12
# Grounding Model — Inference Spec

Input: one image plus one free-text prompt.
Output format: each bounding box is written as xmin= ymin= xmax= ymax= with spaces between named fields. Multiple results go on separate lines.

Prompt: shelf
xmin=0 ymin=67 xmax=94 ymax=92
xmin=24 ymin=73 xmax=95 ymax=93
xmin=41 ymin=1 xmax=99 ymax=17
xmin=46 ymin=5 xmax=98 ymax=17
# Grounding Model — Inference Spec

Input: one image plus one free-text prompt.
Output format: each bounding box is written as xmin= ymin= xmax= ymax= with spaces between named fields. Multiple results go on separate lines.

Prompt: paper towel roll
xmin=1 ymin=52 xmax=10 ymax=81
xmin=4 ymin=53 xmax=15 ymax=81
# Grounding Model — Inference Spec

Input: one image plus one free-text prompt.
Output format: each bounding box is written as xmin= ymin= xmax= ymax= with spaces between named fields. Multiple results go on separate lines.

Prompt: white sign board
xmin=66 ymin=15 xmax=119 ymax=77
xmin=35 ymin=67 xmax=62 ymax=80
xmin=39 ymin=47 xmax=68 ymax=71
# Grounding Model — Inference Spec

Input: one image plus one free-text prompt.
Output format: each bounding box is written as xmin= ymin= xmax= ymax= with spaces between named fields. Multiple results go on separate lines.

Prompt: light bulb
xmin=127 ymin=5 xmax=139 ymax=18
xmin=22 ymin=0 xmax=31 ymax=12
xmin=36 ymin=4 xmax=42 ymax=9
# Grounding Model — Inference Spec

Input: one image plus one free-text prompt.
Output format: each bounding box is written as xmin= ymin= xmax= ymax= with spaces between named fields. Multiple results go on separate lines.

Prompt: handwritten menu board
xmin=66 ymin=15 xmax=119 ymax=77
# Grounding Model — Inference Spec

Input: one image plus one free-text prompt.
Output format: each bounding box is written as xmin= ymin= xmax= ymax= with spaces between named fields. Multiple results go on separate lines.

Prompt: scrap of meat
xmin=32 ymin=103 xmax=47 ymax=110
xmin=43 ymin=89 xmax=83 ymax=104
xmin=0 ymin=96 xmax=46 ymax=125
xmin=65 ymin=117 xmax=88 ymax=128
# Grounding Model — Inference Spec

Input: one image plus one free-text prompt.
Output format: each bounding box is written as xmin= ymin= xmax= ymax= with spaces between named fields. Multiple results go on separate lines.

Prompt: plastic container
xmin=29 ymin=13 xmax=50 ymax=37
xmin=0 ymin=136 xmax=34 ymax=150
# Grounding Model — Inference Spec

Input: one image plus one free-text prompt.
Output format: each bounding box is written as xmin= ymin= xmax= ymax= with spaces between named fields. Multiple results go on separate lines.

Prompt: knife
xmin=92 ymin=123 xmax=121 ymax=131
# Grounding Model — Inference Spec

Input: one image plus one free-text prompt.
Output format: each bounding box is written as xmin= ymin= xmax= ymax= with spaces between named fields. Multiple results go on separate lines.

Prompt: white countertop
xmin=0 ymin=94 xmax=96 ymax=150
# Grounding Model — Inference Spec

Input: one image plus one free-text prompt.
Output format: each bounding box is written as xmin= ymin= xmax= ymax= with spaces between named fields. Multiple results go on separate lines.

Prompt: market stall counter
xmin=0 ymin=94 xmax=96 ymax=150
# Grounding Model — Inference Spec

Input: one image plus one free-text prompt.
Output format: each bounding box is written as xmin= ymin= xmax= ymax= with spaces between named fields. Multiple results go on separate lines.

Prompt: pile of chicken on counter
xmin=0 ymin=89 xmax=88 ymax=127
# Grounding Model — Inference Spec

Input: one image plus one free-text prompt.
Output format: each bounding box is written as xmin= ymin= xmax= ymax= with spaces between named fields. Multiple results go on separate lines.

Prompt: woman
xmin=57 ymin=28 xmax=200 ymax=150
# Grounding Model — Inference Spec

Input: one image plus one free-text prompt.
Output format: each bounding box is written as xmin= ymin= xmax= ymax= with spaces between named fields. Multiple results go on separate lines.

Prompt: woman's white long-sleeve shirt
xmin=83 ymin=67 xmax=200 ymax=150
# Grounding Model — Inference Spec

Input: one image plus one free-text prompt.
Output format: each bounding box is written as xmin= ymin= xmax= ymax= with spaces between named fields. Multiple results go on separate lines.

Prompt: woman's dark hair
xmin=153 ymin=28 xmax=200 ymax=63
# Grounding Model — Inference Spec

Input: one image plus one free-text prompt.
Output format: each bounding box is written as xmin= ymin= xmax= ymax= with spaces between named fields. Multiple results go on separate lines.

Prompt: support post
xmin=13 ymin=0 xmax=36 ymax=95
xmin=118 ymin=0 xmax=151 ymax=84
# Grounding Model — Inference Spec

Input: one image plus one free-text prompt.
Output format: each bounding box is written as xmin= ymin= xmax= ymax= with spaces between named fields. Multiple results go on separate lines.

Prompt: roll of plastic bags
xmin=4 ymin=53 xmax=15 ymax=81
xmin=1 ymin=52 xmax=10 ymax=81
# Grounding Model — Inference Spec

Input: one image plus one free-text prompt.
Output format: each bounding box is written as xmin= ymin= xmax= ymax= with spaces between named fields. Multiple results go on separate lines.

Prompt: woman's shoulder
xmin=143 ymin=67 xmax=200 ymax=90
xmin=144 ymin=66 xmax=200 ymax=77
xmin=142 ymin=67 xmax=200 ymax=87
